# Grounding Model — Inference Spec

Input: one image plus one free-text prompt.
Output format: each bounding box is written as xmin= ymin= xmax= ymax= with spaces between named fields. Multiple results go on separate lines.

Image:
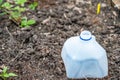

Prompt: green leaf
xmin=13 ymin=6 xmax=26 ymax=12
xmin=3 ymin=73 xmax=9 ymax=78
xmin=10 ymin=11 xmax=21 ymax=19
xmin=14 ymin=0 xmax=27 ymax=6
xmin=0 ymin=0 xmax=3 ymax=5
xmin=2 ymin=2 xmax=13 ymax=9
xmin=21 ymin=16 xmax=27 ymax=20
xmin=8 ymin=73 xmax=17 ymax=77
xmin=29 ymin=2 xmax=38 ymax=10
xmin=2 ymin=67 xmax=8 ymax=73
xmin=27 ymin=19 xmax=36 ymax=25
xmin=21 ymin=19 xmax=28 ymax=27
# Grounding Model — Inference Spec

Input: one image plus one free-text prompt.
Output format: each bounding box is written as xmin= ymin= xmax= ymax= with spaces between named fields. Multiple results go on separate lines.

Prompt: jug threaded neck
xmin=80 ymin=30 xmax=92 ymax=41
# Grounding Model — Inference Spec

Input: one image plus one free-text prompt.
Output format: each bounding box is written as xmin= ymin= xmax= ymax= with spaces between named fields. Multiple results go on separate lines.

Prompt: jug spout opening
xmin=80 ymin=30 xmax=92 ymax=41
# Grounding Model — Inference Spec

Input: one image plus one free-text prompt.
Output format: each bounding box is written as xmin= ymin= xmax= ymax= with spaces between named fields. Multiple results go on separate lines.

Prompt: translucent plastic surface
xmin=61 ymin=30 xmax=108 ymax=79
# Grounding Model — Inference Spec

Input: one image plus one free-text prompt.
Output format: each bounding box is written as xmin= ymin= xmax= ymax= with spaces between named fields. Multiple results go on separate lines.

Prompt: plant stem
xmin=3 ymin=77 xmax=6 ymax=80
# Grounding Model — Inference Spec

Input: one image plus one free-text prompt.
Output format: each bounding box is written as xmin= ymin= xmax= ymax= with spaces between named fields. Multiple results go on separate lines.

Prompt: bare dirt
xmin=0 ymin=0 xmax=120 ymax=80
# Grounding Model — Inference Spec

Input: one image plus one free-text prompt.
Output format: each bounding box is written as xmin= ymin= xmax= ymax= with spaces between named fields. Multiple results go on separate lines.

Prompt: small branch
xmin=5 ymin=26 xmax=13 ymax=38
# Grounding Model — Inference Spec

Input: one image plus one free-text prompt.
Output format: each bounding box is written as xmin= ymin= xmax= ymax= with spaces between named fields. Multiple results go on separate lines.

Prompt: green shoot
xmin=0 ymin=66 xmax=17 ymax=80
xmin=0 ymin=0 xmax=37 ymax=27
xmin=29 ymin=2 xmax=38 ymax=10
xmin=21 ymin=17 xmax=36 ymax=27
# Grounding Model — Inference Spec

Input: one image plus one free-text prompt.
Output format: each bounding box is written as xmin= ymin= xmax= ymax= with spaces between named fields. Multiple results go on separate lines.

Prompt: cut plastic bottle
xmin=61 ymin=30 xmax=108 ymax=79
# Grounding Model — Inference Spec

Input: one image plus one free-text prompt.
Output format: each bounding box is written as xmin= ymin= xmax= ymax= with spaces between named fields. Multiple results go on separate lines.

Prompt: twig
xmin=5 ymin=26 xmax=14 ymax=39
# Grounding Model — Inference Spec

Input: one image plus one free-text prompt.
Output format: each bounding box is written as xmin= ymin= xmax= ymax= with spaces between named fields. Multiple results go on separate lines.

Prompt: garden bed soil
xmin=0 ymin=0 xmax=120 ymax=80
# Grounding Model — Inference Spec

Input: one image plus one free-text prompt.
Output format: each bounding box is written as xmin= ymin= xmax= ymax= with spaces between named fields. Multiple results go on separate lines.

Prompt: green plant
xmin=14 ymin=0 xmax=27 ymax=6
xmin=29 ymin=2 xmax=38 ymax=10
xmin=0 ymin=0 xmax=37 ymax=27
xmin=21 ymin=17 xmax=36 ymax=27
xmin=0 ymin=66 xmax=17 ymax=80
xmin=0 ymin=0 xmax=3 ymax=5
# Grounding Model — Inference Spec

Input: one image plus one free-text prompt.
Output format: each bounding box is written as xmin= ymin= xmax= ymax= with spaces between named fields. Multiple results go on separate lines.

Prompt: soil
xmin=0 ymin=0 xmax=120 ymax=80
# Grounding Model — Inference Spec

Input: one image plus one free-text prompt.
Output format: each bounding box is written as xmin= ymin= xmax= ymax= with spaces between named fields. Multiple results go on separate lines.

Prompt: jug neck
xmin=80 ymin=36 xmax=92 ymax=41
xmin=80 ymin=30 xmax=92 ymax=41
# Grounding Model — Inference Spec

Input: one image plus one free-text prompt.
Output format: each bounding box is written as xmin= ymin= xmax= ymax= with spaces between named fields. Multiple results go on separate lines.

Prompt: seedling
xmin=29 ymin=2 xmax=38 ymax=10
xmin=14 ymin=0 xmax=27 ymax=6
xmin=0 ymin=0 xmax=2 ymax=4
xmin=21 ymin=17 xmax=36 ymax=27
xmin=0 ymin=0 xmax=37 ymax=27
xmin=0 ymin=66 xmax=17 ymax=80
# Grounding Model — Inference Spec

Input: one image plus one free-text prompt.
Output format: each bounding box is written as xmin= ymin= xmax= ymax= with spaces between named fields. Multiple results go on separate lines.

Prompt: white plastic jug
xmin=61 ymin=30 xmax=108 ymax=79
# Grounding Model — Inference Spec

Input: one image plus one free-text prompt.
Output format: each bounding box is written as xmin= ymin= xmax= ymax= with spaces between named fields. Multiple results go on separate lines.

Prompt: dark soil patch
xmin=0 ymin=0 xmax=120 ymax=80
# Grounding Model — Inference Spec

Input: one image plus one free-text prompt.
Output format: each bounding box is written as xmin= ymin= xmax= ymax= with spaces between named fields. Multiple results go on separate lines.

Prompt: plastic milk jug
xmin=61 ymin=30 xmax=108 ymax=79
